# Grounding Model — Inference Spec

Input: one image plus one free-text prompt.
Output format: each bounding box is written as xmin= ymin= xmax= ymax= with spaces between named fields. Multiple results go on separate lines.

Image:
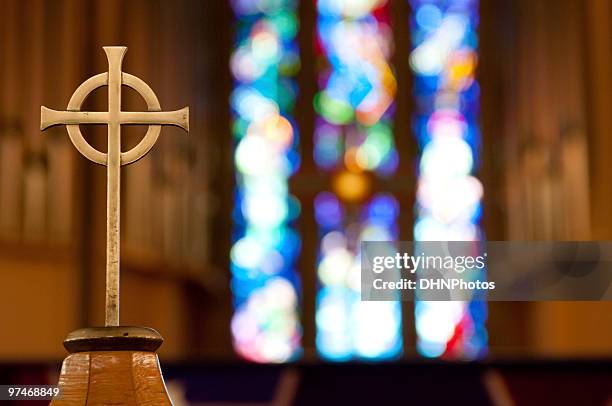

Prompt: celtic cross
xmin=41 ymin=46 xmax=189 ymax=326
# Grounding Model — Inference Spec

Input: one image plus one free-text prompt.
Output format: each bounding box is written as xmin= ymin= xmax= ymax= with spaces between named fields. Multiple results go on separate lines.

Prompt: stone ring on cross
xmin=40 ymin=46 xmax=189 ymax=166
xmin=40 ymin=46 xmax=189 ymax=327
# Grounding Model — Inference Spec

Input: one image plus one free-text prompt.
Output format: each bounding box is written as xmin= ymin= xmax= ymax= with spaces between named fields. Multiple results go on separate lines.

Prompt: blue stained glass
xmin=410 ymin=0 xmax=488 ymax=359
xmin=229 ymin=0 xmax=302 ymax=363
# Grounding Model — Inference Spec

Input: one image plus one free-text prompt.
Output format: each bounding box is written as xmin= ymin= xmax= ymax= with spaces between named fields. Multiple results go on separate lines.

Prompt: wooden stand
xmin=50 ymin=327 xmax=172 ymax=405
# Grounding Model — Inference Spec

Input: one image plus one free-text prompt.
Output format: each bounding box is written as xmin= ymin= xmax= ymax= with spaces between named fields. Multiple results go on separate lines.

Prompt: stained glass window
xmin=313 ymin=0 xmax=403 ymax=361
xmin=409 ymin=0 xmax=488 ymax=359
xmin=229 ymin=0 xmax=486 ymax=363
xmin=229 ymin=0 xmax=302 ymax=362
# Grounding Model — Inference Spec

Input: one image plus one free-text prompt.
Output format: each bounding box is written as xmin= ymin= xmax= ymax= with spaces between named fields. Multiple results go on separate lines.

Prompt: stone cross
xmin=41 ymin=46 xmax=189 ymax=326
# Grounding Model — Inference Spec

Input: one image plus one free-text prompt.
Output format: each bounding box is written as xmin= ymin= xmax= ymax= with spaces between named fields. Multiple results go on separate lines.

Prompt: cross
xmin=41 ymin=46 xmax=189 ymax=327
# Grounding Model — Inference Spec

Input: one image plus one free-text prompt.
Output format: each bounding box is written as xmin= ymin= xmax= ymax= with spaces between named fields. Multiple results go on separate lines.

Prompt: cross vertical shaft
xmin=105 ymin=47 xmax=125 ymax=326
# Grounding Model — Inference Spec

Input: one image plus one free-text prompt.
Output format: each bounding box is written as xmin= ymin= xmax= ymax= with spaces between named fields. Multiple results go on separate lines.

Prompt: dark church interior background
xmin=0 ymin=0 xmax=611 ymax=404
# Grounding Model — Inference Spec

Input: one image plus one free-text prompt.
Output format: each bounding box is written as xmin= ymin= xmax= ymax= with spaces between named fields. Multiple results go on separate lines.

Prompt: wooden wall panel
xmin=484 ymin=0 xmax=612 ymax=356
xmin=0 ymin=0 xmax=221 ymax=360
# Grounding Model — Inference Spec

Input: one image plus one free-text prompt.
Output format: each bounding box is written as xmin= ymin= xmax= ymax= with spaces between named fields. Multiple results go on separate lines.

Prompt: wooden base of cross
xmin=50 ymin=327 xmax=172 ymax=405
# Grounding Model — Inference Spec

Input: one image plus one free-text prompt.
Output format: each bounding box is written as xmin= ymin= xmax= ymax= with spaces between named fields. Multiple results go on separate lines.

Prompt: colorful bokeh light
xmin=230 ymin=0 xmax=302 ymax=363
xmin=410 ymin=0 xmax=488 ymax=359
xmin=314 ymin=0 xmax=402 ymax=361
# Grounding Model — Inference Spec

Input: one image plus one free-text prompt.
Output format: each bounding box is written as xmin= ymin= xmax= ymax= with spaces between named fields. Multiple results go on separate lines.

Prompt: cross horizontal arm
xmin=41 ymin=106 xmax=109 ymax=130
xmin=120 ymin=107 xmax=189 ymax=131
